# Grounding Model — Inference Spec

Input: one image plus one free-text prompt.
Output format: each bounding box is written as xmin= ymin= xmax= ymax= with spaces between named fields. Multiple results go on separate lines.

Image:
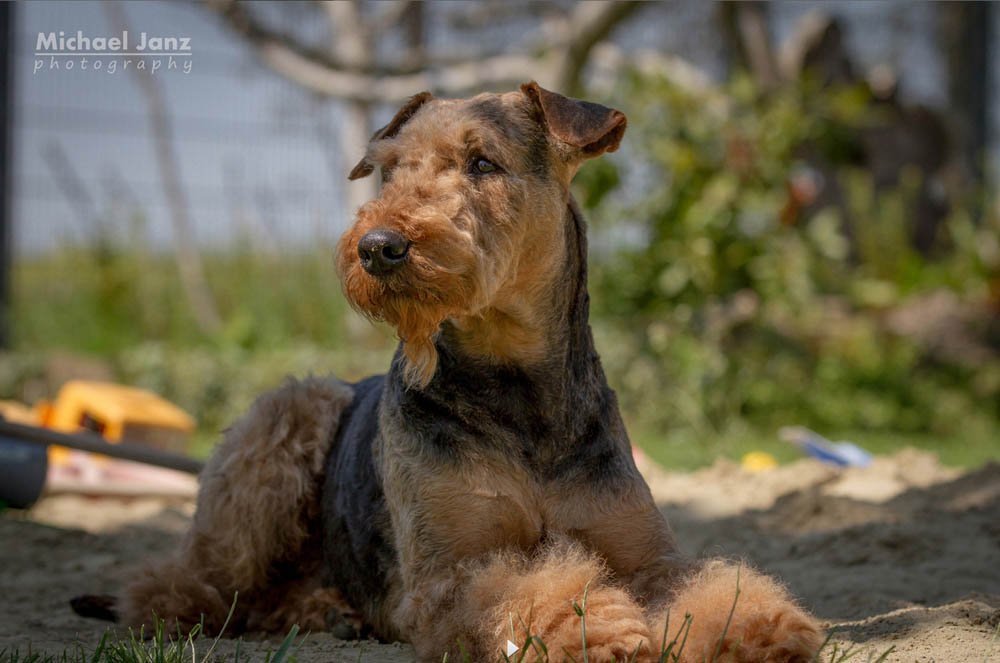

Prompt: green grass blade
xmin=672 ymin=614 xmax=693 ymax=663
xmin=198 ymin=592 xmax=239 ymax=663
xmin=579 ymin=580 xmax=591 ymax=663
xmin=658 ymin=608 xmax=671 ymax=663
xmin=808 ymin=628 xmax=837 ymax=663
xmin=711 ymin=567 xmax=741 ymax=663
xmin=986 ymin=622 xmax=1000 ymax=663
xmin=268 ymin=625 xmax=300 ymax=663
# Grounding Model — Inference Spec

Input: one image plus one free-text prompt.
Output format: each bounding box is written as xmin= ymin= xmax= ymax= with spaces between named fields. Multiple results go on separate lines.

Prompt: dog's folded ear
xmin=520 ymin=81 xmax=626 ymax=160
xmin=349 ymin=91 xmax=434 ymax=180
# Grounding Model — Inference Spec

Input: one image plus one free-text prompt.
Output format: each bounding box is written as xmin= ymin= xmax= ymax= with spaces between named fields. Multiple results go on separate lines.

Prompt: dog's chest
xmin=376 ymin=418 xmax=619 ymax=565
xmin=376 ymin=350 xmax=634 ymax=563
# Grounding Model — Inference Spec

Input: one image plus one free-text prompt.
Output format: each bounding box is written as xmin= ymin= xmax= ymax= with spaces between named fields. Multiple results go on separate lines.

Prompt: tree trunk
xmin=940 ymin=2 xmax=991 ymax=195
xmin=103 ymin=1 xmax=222 ymax=335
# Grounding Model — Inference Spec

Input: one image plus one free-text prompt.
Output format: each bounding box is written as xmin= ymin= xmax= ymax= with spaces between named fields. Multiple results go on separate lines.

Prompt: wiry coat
xmin=107 ymin=84 xmax=824 ymax=663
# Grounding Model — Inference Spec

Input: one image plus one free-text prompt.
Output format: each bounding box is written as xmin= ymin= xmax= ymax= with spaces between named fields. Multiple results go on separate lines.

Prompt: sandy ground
xmin=2 ymin=449 xmax=998 ymax=662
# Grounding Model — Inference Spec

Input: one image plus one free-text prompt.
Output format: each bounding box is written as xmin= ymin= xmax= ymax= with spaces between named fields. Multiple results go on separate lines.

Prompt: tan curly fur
xmin=649 ymin=561 xmax=824 ymax=663
xmin=470 ymin=540 xmax=652 ymax=663
xmin=112 ymin=84 xmax=824 ymax=663
xmin=120 ymin=375 xmax=357 ymax=634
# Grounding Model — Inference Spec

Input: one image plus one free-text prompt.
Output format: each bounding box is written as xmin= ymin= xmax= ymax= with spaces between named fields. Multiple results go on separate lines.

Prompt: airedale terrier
xmin=80 ymin=83 xmax=824 ymax=662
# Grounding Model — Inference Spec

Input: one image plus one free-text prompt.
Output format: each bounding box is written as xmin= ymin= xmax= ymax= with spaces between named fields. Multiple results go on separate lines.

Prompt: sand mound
xmin=641 ymin=449 xmax=1000 ymax=660
xmin=2 ymin=449 xmax=998 ymax=662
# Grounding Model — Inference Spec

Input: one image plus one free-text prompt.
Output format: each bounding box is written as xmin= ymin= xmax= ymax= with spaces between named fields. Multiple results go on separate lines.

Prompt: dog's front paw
xmin=507 ymin=583 xmax=653 ymax=663
xmin=653 ymin=562 xmax=823 ymax=663
xmin=717 ymin=607 xmax=824 ymax=663
xmin=495 ymin=579 xmax=656 ymax=663
xmin=556 ymin=590 xmax=653 ymax=663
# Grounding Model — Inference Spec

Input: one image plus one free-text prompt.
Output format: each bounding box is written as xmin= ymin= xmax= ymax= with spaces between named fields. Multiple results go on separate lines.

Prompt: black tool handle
xmin=0 ymin=419 xmax=204 ymax=475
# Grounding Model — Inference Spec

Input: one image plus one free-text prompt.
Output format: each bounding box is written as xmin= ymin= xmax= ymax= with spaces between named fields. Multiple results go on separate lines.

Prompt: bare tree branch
xmin=445 ymin=1 xmax=562 ymax=31
xmin=720 ymin=2 xmax=779 ymax=89
xmin=324 ymin=0 xmax=378 ymax=217
xmin=323 ymin=1 xmax=366 ymax=66
xmin=367 ymin=0 xmax=416 ymax=38
xmin=206 ymin=0 xmax=644 ymax=236
xmin=554 ymin=1 xmax=642 ymax=94
xmin=207 ymin=0 xmax=642 ymax=101
xmin=735 ymin=3 xmax=779 ymax=89
xmin=42 ymin=142 xmax=101 ymax=240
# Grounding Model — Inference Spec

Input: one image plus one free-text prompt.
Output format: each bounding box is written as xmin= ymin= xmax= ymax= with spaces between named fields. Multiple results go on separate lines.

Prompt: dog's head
xmin=336 ymin=82 xmax=626 ymax=386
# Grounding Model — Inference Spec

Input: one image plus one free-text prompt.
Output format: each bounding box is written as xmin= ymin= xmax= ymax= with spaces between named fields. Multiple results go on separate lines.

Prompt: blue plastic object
xmin=778 ymin=426 xmax=872 ymax=467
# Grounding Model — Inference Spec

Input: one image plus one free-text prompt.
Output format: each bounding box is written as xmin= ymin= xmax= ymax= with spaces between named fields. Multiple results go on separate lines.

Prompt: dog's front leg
xmin=646 ymin=560 xmax=825 ymax=663
xmin=560 ymin=482 xmax=824 ymax=663
xmin=382 ymin=466 xmax=652 ymax=663
xmin=548 ymin=481 xmax=694 ymax=603
xmin=393 ymin=539 xmax=653 ymax=663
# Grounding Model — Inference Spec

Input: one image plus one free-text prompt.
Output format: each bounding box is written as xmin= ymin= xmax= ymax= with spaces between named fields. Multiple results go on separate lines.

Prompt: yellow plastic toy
xmin=741 ymin=450 xmax=778 ymax=472
xmin=0 ymin=380 xmax=199 ymax=503
xmin=1 ymin=380 xmax=195 ymax=466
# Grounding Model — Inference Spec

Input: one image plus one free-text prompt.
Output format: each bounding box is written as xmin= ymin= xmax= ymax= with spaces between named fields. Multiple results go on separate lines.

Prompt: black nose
xmin=358 ymin=229 xmax=410 ymax=276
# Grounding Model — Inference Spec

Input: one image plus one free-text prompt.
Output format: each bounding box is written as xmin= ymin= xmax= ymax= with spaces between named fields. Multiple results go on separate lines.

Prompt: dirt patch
xmin=3 ymin=449 xmax=999 ymax=662
xmin=640 ymin=449 xmax=1000 ymax=660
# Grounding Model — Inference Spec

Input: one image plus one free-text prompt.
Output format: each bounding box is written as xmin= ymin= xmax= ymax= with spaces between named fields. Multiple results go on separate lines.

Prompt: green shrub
xmin=580 ymin=69 xmax=1000 ymax=444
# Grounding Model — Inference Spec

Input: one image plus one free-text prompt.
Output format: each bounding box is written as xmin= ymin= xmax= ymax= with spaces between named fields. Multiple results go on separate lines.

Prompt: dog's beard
xmin=344 ymin=284 xmax=454 ymax=387
xmin=381 ymin=295 xmax=452 ymax=388
xmin=336 ymin=240 xmax=487 ymax=388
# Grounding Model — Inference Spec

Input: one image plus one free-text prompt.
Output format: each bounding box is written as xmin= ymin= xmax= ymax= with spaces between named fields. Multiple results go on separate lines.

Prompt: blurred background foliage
xmin=8 ymin=64 xmax=1000 ymax=467
xmin=5 ymin=3 xmax=999 ymax=468
xmin=580 ymin=68 xmax=1000 ymax=468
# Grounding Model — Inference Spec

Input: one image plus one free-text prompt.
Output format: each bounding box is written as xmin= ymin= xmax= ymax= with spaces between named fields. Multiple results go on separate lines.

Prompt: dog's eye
xmin=470 ymin=158 xmax=498 ymax=176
